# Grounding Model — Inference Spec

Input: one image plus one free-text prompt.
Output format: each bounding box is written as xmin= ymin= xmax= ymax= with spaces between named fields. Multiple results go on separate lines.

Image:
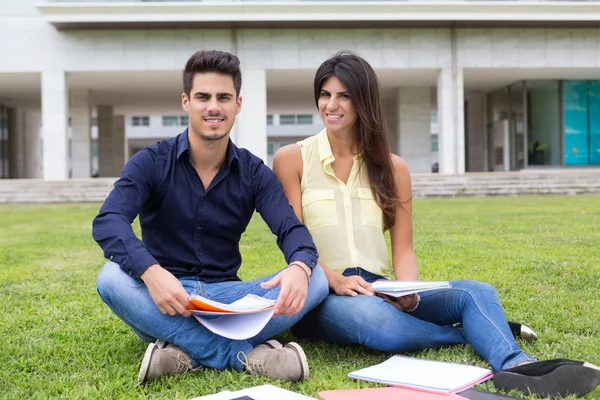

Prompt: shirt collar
xmin=177 ymin=128 xmax=240 ymax=169
xmin=226 ymin=138 xmax=240 ymax=169
xmin=316 ymin=128 xmax=334 ymax=163
xmin=176 ymin=128 xmax=191 ymax=161
xmin=316 ymin=128 xmax=362 ymax=167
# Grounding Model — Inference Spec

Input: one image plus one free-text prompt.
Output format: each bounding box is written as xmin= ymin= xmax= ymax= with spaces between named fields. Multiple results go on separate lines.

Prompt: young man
xmin=92 ymin=50 xmax=328 ymax=383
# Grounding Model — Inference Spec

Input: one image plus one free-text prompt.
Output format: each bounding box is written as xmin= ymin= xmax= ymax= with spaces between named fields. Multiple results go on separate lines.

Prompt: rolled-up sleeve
xmin=92 ymin=149 xmax=159 ymax=278
xmin=253 ymin=163 xmax=318 ymax=269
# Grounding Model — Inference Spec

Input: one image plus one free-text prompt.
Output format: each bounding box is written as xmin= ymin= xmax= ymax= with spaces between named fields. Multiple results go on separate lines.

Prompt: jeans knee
xmin=96 ymin=261 xmax=124 ymax=301
xmin=457 ymin=280 xmax=498 ymax=299
xmin=309 ymin=265 xmax=329 ymax=303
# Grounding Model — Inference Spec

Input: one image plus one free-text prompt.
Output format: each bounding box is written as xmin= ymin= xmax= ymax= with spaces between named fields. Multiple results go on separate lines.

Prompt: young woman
xmin=273 ymin=51 xmax=600 ymax=398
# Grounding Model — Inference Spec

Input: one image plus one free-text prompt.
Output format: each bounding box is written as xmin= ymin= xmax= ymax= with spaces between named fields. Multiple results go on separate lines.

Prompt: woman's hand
xmin=377 ymin=293 xmax=419 ymax=312
xmin=330 ymin=275 xmax=375 ymax=297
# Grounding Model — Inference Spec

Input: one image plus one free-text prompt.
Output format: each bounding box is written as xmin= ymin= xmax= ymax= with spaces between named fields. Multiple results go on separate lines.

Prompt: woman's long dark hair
xmin=314 ymin=51 xmax=398 ymax=230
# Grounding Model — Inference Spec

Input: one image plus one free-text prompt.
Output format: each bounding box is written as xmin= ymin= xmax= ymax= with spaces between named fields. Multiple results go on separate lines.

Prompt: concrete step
xmin=1 ymin=173 xmax=599 ymax=203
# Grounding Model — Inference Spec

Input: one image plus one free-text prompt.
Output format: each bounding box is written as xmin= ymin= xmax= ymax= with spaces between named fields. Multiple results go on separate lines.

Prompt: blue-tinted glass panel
xmin=563 ymin=81 xmax=589 ymax=165
xmin=588 ymin=81 xmax=600 ymax=165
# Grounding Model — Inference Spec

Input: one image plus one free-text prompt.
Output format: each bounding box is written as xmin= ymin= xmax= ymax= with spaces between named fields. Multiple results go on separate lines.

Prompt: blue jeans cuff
xmin=502 ymin=353 xmax=537 ymax=370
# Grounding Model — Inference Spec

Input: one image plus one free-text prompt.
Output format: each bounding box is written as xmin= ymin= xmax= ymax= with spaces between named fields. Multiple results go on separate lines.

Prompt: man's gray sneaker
xmin=238 ymin=341 xmax=309 ymax=381
xmin=138 ymin=341 xmax=193 ymax=383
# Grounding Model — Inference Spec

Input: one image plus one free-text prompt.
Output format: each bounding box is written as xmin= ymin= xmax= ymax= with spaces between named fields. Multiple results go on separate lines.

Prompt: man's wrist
xmin=406 ymin=293 xmax=421 ymax=312
xmin=288 ymin=261 xmax=311 ymax=281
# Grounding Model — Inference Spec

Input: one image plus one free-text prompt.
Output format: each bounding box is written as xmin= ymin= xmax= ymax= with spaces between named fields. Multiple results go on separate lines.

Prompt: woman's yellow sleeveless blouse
xmin=297 ymin=129 xmax=390 ymax=276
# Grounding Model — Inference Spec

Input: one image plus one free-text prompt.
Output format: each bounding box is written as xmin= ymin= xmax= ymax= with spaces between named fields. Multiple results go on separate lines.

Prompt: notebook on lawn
xmin=348 ymin=355 xmax=493 ymax=394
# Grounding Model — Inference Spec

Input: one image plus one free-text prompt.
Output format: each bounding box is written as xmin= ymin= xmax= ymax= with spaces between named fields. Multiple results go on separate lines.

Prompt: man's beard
xmin=191 ymin=119 xmax=231 ymax=142
xmin=198 ymin=130 xmax=229 ymax=142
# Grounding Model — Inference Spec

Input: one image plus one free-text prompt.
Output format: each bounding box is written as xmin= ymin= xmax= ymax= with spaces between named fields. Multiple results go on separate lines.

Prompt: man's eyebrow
xmin=193 ymin=92 xmax=234 ymax=97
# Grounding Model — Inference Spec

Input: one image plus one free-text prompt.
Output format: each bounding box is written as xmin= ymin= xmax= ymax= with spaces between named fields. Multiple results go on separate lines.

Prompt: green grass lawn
xmin=1 ymin=196 xmax=599 ymax=399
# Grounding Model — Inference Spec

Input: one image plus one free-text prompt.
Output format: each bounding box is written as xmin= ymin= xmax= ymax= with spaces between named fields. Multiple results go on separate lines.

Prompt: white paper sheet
xmin=189 ymin=294 xmax=276 ymax=314
xmin=348 ymin=355 xmax=492 ymax=393
xmin=189 ymin=391 xmax=232 ymax=400
xmin=226 ymin=384 xmax=316 ymax=400
xmin=193 ymin=308 xmax=275 ymax=340
xmin=190 ymin=385 xmax=316 ymax=400
xmin=371 ymin=280 xmax=451 ymax=295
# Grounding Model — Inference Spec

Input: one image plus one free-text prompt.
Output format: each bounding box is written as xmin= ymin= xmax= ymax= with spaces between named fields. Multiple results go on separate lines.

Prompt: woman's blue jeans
xmin=292 ymin=268 xmax=535 ymax=371
xmin=96 ymin=262 xmax=329 ymax=371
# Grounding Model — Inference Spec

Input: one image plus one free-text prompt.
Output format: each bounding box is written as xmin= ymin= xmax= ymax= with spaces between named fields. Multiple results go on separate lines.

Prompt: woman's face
xmin=318 ymin=76 xmax=358 ymax=135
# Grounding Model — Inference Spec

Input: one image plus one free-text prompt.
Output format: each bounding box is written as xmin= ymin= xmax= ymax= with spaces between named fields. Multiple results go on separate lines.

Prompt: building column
xmin=233 ymin=69 xmax=267 ymax=162
xmin=465 ymin=93 xmax=487 ymax=172
xmin=397 ymin=87 xmax=432 ymax=173
xmin=437 ymin=68 xmax=465 ymax=175
xmin=113 ymin=115 xmax=126 ymax=175
xmin=41 ymin=71 xmax=68 ymax=180
xmin=8 ymin=107 xmax=20 ymax=178
xmin=97 ymin=105 xmax=114 ymax=177
xmin=382 ymin=94 xmax=398 ymax=155
xmin=70 ymin=89 xmax=92 ymax=178
xmin=23 ymin=110 xmax=42 ymax=179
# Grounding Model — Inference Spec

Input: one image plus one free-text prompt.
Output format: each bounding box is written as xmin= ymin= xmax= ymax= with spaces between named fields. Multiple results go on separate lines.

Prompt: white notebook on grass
xmin=348 ymin=355 xmax=493 ymax=394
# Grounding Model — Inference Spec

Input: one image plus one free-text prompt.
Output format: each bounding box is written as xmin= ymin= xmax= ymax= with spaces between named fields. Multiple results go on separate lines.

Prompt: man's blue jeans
xmin=96 ymin=262 xmax=329 ymax=371
xmin=292 ymin=268 xmax=535 ymax=371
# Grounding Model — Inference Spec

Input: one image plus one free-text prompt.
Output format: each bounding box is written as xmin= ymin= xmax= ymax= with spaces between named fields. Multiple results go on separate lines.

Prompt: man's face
xmin=182 ymin=72 xmax=242 ymax=142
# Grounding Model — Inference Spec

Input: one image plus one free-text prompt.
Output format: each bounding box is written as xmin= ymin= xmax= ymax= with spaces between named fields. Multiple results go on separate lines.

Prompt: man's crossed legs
xmin=96 ymin=262 xmax=329 ymax=382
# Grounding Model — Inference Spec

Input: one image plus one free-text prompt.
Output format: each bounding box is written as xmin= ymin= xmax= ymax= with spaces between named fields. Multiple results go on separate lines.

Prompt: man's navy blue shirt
xmin=92 ymin=130 xmax=318 ymax=281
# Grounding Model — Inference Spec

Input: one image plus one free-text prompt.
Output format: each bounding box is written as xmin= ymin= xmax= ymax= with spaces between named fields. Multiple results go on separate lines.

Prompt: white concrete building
xmin=1 ymin=1 xmax=600 ymax=180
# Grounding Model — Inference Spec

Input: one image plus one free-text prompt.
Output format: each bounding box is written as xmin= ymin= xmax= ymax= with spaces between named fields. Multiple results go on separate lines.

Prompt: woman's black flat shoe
xmin=493 ymin=359 xmax=600 ymax=398
xmin=455 ymin=321 xmax=539 ymax=342
xmin=507 ymin=321 xmax=539 ymax=342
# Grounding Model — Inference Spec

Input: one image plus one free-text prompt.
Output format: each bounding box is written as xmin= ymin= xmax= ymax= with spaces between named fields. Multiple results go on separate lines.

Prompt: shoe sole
xmin=138 ymin=342 xmax=158 ymax=383
xmin=493 ymin=363 xmax=600 ymax=398
xmin=284 ymin=342 xmax=309 ymax=381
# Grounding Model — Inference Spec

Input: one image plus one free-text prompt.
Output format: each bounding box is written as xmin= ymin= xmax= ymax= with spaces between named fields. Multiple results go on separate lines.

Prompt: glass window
xmin=163 ymin=116 xmax=178 ymax=126
xmin=527 ymin=81 xmax=560 ymax=166
xmin=267 ymin=143 xmax=274 ymax=155
xmin=297 ymin=114 xmax=313 ymax=125
xmin=266 ymin=114 xmax=273 ymax=125
xmin=279 ymin=114 xmax=296 ymax=125
xmin=132 ymin=116 xmax=150 ymax=126
xmin=180 ymin=115 xmax=189 ymax=126
xmin=431 ymin=141 xmax=438 ymax=152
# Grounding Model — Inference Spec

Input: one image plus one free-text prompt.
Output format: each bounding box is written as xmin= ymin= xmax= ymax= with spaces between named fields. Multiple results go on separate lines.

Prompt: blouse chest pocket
xmin=301 ymin=189 xmax=338 ymax=230
xmin=357 ymin=188 xmax=383 ymax=229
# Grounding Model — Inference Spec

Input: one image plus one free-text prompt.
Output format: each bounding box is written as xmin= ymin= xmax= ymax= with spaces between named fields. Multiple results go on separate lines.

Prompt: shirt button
xmin=197 ymin=226 xmax=202 ymax=230
xmin=128 ymin=270 xmax=132 ymax=276
xmin=197 ymin=251 xmax=202 ymax=257
xmin=109 ymin=255 xmax=114 ymax=260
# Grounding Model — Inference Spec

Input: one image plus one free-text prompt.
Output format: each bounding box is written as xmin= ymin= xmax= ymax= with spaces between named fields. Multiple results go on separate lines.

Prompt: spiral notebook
xmin=348 ymin=355 xmax=493 ymax=394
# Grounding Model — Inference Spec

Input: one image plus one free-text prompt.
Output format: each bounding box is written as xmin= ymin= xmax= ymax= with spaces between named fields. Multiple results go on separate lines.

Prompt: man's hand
xmin=141 ymin=264 xmax=192 ymax=317
xmin=330 ymin=275 xmax=374 ymax=297
xmin=260 ymin=263 xmax=309 ymax=317
xmin=377 ymin=293 xmax=419 ymax=312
